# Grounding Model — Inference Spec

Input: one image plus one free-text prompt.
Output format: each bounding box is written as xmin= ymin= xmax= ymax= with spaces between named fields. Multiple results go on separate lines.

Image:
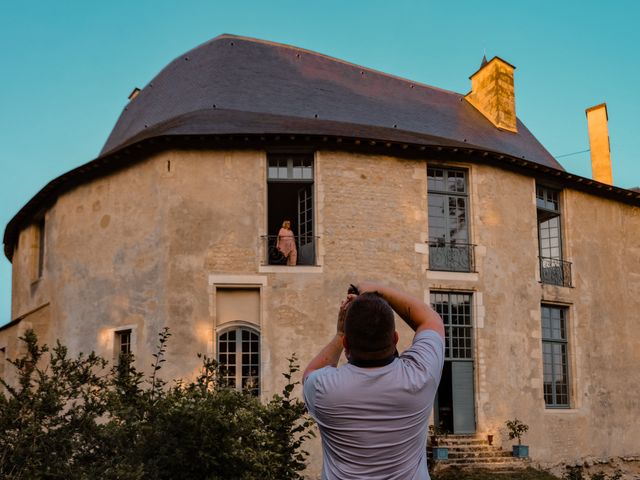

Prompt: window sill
xmin=539 ymin=281 xmax=574 ymax=289
xmin=258 ymin=265 xmax=323 ymax=274
xmin=426 ymin=270 xmax=479 ymax=282
xmin=544 ymin=407 xmax=578 ymax=413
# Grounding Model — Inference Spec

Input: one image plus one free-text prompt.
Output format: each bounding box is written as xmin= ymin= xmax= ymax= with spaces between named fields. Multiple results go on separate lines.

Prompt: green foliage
xmin=431 ymin=467 xmax=560 ymax=479
xmin=563 ymin=466 xmax=623 ymax=480
xmin=505 ymin=417 xmax=529 ymax=445
xmin=0 ymin=329 xmax=313 ymax=480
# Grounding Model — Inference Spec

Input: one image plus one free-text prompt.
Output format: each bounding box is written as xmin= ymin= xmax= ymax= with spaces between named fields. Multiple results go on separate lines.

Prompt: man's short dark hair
xmin=345 ymin=292 xmax=395 ymax=360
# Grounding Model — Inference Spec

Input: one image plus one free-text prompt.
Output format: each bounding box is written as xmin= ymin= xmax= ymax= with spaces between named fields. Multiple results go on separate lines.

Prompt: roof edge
xmin=6 ymin=121 xmax=640 ymax=262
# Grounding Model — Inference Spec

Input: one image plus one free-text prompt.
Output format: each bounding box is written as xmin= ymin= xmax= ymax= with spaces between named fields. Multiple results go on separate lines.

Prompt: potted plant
xmin=428 ymin=424 xmax=449 ymax=460
xmin=505 ymin=418 xmax=529 ymax=458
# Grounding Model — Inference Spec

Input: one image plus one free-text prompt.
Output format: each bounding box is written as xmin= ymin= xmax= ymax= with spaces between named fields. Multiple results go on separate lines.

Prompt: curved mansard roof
xmin=101 ymin=34 xmax=561 ymax=168
xmin=6 ymin=34 xmax=640 ymax=261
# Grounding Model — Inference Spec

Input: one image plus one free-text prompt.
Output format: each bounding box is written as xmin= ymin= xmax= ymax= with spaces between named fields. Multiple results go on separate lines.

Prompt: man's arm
xmin=357 ymin=281 xmax=445 ymax=338
xmin=302 ymin=295 xmax=354 ymax=383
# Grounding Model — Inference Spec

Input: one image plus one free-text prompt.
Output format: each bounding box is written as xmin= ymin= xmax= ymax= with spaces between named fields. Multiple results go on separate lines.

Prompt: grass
xmin=432 ymin=467 xmax=560 ymax=480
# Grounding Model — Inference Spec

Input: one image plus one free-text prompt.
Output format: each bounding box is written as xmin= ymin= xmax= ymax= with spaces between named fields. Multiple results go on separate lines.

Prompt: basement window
xmin=265 ymin=153 xmax=316 ymax=266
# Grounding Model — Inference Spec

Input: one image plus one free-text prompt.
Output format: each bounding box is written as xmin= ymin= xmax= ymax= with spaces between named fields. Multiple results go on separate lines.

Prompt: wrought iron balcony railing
xmin=261 ymin=235 xmax=318 ymax=266
xmin=428 ymin=241 xmax=475 ymax=272
xmin=539 ymin=257 xmax=572 ymax=287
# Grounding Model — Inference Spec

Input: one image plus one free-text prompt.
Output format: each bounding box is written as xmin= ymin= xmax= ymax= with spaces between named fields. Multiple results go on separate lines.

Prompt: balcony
xmin=428 ymin=242 xmax=475 ymax=273
xmin=539 ymin=257 xmax=572 ymax=287
xmin=261 ymin=235 xmax=318 ymax=266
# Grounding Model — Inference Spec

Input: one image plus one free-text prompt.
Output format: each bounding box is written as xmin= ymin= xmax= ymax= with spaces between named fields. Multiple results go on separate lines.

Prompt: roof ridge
xmin=203 ymin=34 xmax=463 ymax=97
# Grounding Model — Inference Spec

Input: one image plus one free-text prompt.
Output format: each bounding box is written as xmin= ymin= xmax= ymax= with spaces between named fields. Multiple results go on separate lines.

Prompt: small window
xmin=541 ymin=305 xmax=570 ymax=407
xmin=114 ymin=329 xmax=132 ymax=362
xmin=265 ymin=153 xmax=316 ymax=266
xmin=218 ymin=327 xmax=260 ymax=396
xmin=0 ymin=347 xmax=5 ymax=381
xmin=31 ymin=218 xmax=45 ymax=281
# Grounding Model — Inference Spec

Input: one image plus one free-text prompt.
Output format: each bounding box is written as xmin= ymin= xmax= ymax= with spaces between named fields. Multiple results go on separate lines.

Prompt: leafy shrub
xmin=0 ymin=329 xmax=313 ymax=479
xmin=505 ymin=418 xmax=529 ymax=445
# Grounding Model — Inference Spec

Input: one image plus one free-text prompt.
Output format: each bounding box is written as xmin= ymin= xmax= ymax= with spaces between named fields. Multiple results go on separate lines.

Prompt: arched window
xmin=217 ymin=327 xmax=260 ymax=396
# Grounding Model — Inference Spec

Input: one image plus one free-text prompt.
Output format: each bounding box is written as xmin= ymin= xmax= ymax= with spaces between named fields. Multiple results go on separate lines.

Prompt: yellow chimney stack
xmin=585 ymin=103 xmax=613 ymax=185
xmin=465 ymin=56 xmax=517 ymax=133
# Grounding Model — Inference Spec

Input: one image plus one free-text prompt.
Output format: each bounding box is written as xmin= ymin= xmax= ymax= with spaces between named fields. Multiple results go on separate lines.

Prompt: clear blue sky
xmin=1 ymin=0 xmax=639 ymax=324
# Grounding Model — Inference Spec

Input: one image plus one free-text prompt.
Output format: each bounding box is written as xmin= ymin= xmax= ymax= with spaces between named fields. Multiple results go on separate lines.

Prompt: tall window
xmin=427 ymin=168 xmax=473 ymax=272
xmin=537 ymin=185 xmax=571 ymax=286
xmin=431 ymin=292 xmax=473 ymax=360
xmin=430 ymin=292 xmax=475 ymax=434
xmin=541 ymin=305 xmax=570 ymax=407
xmin=266 ymin=154 xmax=315 ymax=266
xmin=218 ymin=327 xmax=260 ymax=396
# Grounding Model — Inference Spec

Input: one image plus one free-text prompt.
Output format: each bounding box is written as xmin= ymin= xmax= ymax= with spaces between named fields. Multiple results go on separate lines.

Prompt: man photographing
xmin=303 ymin=282 xmax=445 ymax=480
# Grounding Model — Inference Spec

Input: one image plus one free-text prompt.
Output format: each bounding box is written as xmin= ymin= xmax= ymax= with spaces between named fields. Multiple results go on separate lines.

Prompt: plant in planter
xmin=505 ymin=418 xmax=529 ymax=458
xmin=428 ymin=424 xmax=449 ymax=460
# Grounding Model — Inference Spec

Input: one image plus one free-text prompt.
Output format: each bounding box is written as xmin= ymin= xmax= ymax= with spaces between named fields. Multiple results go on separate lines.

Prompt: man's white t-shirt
xmin=303 ymin=330 xmax=445 ymax=480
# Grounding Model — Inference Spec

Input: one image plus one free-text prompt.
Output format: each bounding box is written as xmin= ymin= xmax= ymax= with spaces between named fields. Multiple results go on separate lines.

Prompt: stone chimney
xmin=585 ymin=103 xmax=613 ymax=185
xmin=465 ymin=56 xmax=517 ymax=132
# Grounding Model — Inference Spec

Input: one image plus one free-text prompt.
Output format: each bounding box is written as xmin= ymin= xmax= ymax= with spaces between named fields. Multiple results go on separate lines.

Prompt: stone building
xmin=2 ymin=35 xmax=639 ymax=475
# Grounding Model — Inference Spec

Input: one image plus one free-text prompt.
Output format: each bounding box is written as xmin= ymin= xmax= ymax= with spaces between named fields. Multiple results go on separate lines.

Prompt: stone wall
xmin=3 ymin=148 xmax=639 ymax=477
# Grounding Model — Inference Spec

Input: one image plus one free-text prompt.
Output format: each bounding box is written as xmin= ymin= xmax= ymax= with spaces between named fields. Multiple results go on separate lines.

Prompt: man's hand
xmin=337 ymin=294 xmax=356 ymax=336
xmin=356 ymin=281 xmax=384 ymax=296
xmin=355 ymin=281 xmax=445 ymax=338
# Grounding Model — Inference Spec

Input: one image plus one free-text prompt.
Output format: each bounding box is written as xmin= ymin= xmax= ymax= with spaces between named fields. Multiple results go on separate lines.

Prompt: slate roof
xmin=7 ymin=34 xmax=640 ymax=261
xmin=101 ymin=34 xmax=563 ymax=169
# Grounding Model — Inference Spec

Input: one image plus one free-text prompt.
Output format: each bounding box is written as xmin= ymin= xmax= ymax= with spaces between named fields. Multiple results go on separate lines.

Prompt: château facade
xmin=2 ymin=35 xmax=639 ymax=477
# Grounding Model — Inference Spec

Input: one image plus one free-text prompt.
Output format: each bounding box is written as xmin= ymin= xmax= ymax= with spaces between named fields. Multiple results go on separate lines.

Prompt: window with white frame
xmin=218 ymin=327 xmax=260 ymax=396
xmin=266 ymin=153 xmax=316 ymax=266
xmin=537 ymin=185 xmax=571 ymax=287
xmin=427 ymin=167 xmax=473 ymax=272
xmin=541 ymin=305 xmax=570 ymax=407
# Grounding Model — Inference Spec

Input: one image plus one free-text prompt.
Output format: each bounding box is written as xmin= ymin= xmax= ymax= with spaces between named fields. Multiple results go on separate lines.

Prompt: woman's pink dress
xmin=276 ymin=228 xmax=297 ymax=265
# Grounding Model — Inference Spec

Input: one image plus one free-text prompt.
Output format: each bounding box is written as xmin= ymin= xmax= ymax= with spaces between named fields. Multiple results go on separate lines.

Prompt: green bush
xmin=563 ymin=466 xmax=623 ymax=480
xmin=0 ymin=329 xmax=313 ymax=479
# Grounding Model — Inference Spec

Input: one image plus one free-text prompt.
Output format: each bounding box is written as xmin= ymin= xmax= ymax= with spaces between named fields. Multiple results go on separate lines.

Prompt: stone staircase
xmin=428 ymin=434 xmax=531 ymax=472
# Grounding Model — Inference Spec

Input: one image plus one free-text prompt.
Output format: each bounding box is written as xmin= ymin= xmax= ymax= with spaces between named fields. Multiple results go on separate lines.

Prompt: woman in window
xmin=276 ymin=220 xmax=297 ymax=266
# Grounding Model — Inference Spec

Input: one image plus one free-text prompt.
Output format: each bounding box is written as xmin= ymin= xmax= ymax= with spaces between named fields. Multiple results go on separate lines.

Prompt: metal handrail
xmin=261 ymin=235 xmax=318 ymax=266
xmin=539 ymin=256 xmax=572 ymax=287
xmin=427 ymin=241 xmax=476 ymax=273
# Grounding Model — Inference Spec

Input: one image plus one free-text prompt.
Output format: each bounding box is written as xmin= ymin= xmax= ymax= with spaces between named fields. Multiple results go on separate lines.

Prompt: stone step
xmin=428 ymin=447 xmax=512 ymax=458
xmin=441 ymin=463 xmax=530 ymax=473
xmin=439 ymin=456 xmax=528 ymax=465
xmin=432 ymin=445 xmax=509 ymax=453
xmin=449 ymin=452 xmax=514 ymax=459
xmin=427 ymin=434 xmax=530 ymax=472
xmin=435 ymin=438 xmax=489 ymax=446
